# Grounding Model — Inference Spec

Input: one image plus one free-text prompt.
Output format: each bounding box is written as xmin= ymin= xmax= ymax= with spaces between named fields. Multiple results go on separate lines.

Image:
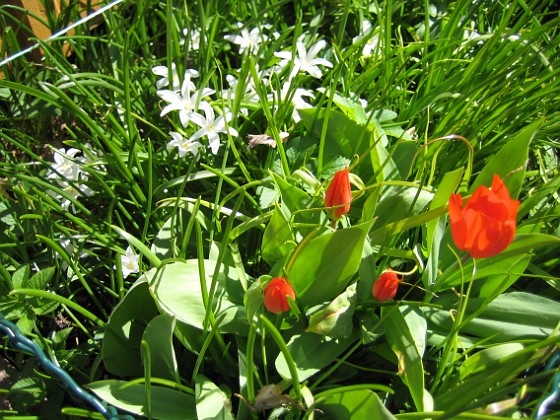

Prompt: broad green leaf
xmin=151 ymin=205 xmax=209 ymax=260
xmin=382 ymin=307 xmax=425 ymax=411
xmin=275 ymin=331 xmax=358 ymax=382
xmin=142 ymin=314 xmax=179 ymax=382
xmin=458 ymin=343 xmax=525 ymax=381
xmin=244 ymin=277 xmax=266 ymax=322
xmin=261 ymin=205 xmax=294 ymax=266
xmin=27 ymin=267 xmax=55 ymax=290
xmin=102 ymin=280 xmax=159 ymax=377
xmin=317 ymin=389 xmax=396 ymax=419
xmin=299 ymin=108 xmax=391 ymax=182
xmin=434 ymin=345 xmax=546 ymax=413
xmin=271 ymin=172 xmax=315 ymax=215
xmin=426 ymin=292 xmax=560 ymax=343
xmin=87 ymin=380 xmax=196 ymax=419
xmin=400 ymin=306 xmax=428 ymax=357
xmin=374 ymin=186 xmax=434 ymax=228
xmin=476 ymin=254 xmax=531 ymax=298
xmin=173 ymin=320 xmax=204 ymax=354
xmin=361 ymin=184 xmax=381 ymax=223
xmin=12 ymin=265 xmax=30 ymax=290
xmin=369 ymin=204 xmax=448 ymax=247
xmin=306 ymin=283 xmax=357 ymax=338
xmin=0 ymin=201 xmax=16 ymax=228
xmin=470 ymin=119 xmax=541 ymax=198
xmin=359 ymin=310 xmax=385 ymax=345
xmin=435 ymin=233 xmax=559 ymax=292
xmin=147 ymin=260 xmax=247 ymax=333
xmin=287 ymin=220 xmax=374 ymax=307
xmin=195 ymin=375 xmax=234 ymax=420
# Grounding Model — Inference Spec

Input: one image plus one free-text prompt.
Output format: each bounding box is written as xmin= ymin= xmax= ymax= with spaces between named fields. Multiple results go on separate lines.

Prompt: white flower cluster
xmin=154 ymin=67 xmax=238 ymax=156
xmin=47 ymin=147 xmax=97 ymax=212
xmin=153 ymin=23 xmax=335 ymax=157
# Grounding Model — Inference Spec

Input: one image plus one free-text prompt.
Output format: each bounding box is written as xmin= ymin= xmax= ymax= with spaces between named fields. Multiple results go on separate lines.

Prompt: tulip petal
xmin=448 ymin=174 xmax=519 ymax=259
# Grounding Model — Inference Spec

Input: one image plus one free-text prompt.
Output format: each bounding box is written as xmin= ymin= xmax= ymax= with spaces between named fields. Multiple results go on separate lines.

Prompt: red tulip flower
xmin=325 ymin=168 xmax=352 ymax=220
xmin=372 ymin=269 xmax=401 ymax=301
xmin=263 ymin=277 xmax=296 ymax=314
xmin=448 ymin=174 xmax=520 ymax=259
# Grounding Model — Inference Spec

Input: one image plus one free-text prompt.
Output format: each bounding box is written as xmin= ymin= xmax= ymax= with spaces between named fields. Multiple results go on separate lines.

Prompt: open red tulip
xmin=448 ymin=174 xmax=519 ymax=259
xmin=263 ymin=277 xmax=296 ymax=314
xmin=372 ymin=269 xmax=400 ymax=301
xmin=325 ymin=168 xmax=352 ymax=220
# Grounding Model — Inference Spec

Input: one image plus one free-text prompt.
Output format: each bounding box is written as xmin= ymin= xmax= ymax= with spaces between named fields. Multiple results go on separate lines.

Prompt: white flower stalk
xmin=353 ymin=20 xmax=381 ymax=57
xmin=275 ymin=37 xmax=333 ymax=80
xmin=225 ymin=27 xmax=268 ymax=55
xmin=221 ymin=73 xmax=260 ymax=116
xmin=48 ymin=147 xmax=96 ymax=212
xmin=56 ymin=181 xmax=94 ymax=212
xmin=180 ymin=27 xmax=201 ymax=50
xmin=120 ymin=246 xmax=140 ymax=278
xmin=167 ymin=131 xmax=203 ymax=158
xmin=48 ymin=148 xmax=82 ymax=181
xmin=152 ymin=63 xmax=181 ymax=91
xmin=190 ymin=102 xmax=238 ymax=155
xmin=158 ymin=69 xmax=214 ymax=128
xmin=280 ymin=82 xmax=315 ymax=122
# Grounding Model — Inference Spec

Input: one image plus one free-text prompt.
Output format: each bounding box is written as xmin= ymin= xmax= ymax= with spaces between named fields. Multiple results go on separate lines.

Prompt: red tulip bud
xmin=263 ymin=277 xmax=296 ymax=314
xmin=325 ymin=168 xmax=352 ymax=220
xmin=372 ymin=269 xmax=400 ymax=301
xmin=448 ymin=174 xmax=519 ymax=259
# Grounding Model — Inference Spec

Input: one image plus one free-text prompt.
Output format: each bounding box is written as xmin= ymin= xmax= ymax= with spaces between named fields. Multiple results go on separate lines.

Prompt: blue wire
xmin=0 ymin=314 xmax=133 ymax=420
xmin=536 ymin=351 xmax=560 ymax=419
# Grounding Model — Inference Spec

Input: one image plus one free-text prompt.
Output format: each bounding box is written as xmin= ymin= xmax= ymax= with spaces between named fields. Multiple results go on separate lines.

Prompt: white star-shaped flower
xmin=190 ymin=103 xmax=238 ymax=155
xmin=157 ymin=69 xmax=214 ymax=127
xmin=49 ymin=148 xmax=82 ymax=181
xmin=225 ymin=27 xmax=267 ymax=55
xmin=167 ymin=131 xmax=203 ymax=158
xmin=275 ymin=38 xmax=333 ymax=80
xmin=353 ymin=20 xmax=381 ymax=57
xmin=152 ymin=63 xmax=181 ymax=91
xmin=120 ymin=246 xmax=140 ymax=278
xmin=56 ymin=181 xmax=94 ymax=212
xmin=181 ymin=27 xmax=201 ymax=50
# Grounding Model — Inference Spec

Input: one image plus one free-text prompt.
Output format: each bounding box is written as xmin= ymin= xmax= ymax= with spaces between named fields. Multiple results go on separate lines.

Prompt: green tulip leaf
xmin=195 ymin=375 xmax=234 ymax=420
xmin=141 ymin=314 xmax=179 ymax=382
xmin=306 ymin=283 xmax=357 ymax=338
xmin=426 ymin=292 xmax=560 ymax=344
xmin=244 ymin=277 xmax=266 ymax=322
xmin=458 ymin=343 xmax=525 ymax=381
xmin=87 ymin=380 xmax=196 ymax=419
xmin=435 ymin=233 xmax=560 ymax=292
xmin=382 ymin=306 xmax=425 ymax=412
xmin=288 ymin=220 xmax=375 ymax=307
xmin=316 ymin=389 xmax=396 ymax=419
xmin=147 ymin=260 xmax=247 ymax=333
xmin=102 ymin=280 xmax=159 ymax=377
xmin=275 ymin=331 xmax=358 ymax=382
xmin=261 ymin=205 xmax=295 ymax=266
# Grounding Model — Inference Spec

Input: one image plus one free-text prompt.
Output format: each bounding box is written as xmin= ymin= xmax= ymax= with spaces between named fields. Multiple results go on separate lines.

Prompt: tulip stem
xmin=259 ymin=315 xmax=301 ymax=400
xmin=431 ymin=255 xmax=476 ymax=394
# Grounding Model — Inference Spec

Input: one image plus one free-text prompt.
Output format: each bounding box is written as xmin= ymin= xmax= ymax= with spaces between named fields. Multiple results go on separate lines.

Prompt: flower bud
xmin=325 ymin=168 xmax=352 ymax=220
xmin=372 ymin=269 xmax=400 ymax=302
xmin=263 ymin=277 xmax=296 ymax=314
